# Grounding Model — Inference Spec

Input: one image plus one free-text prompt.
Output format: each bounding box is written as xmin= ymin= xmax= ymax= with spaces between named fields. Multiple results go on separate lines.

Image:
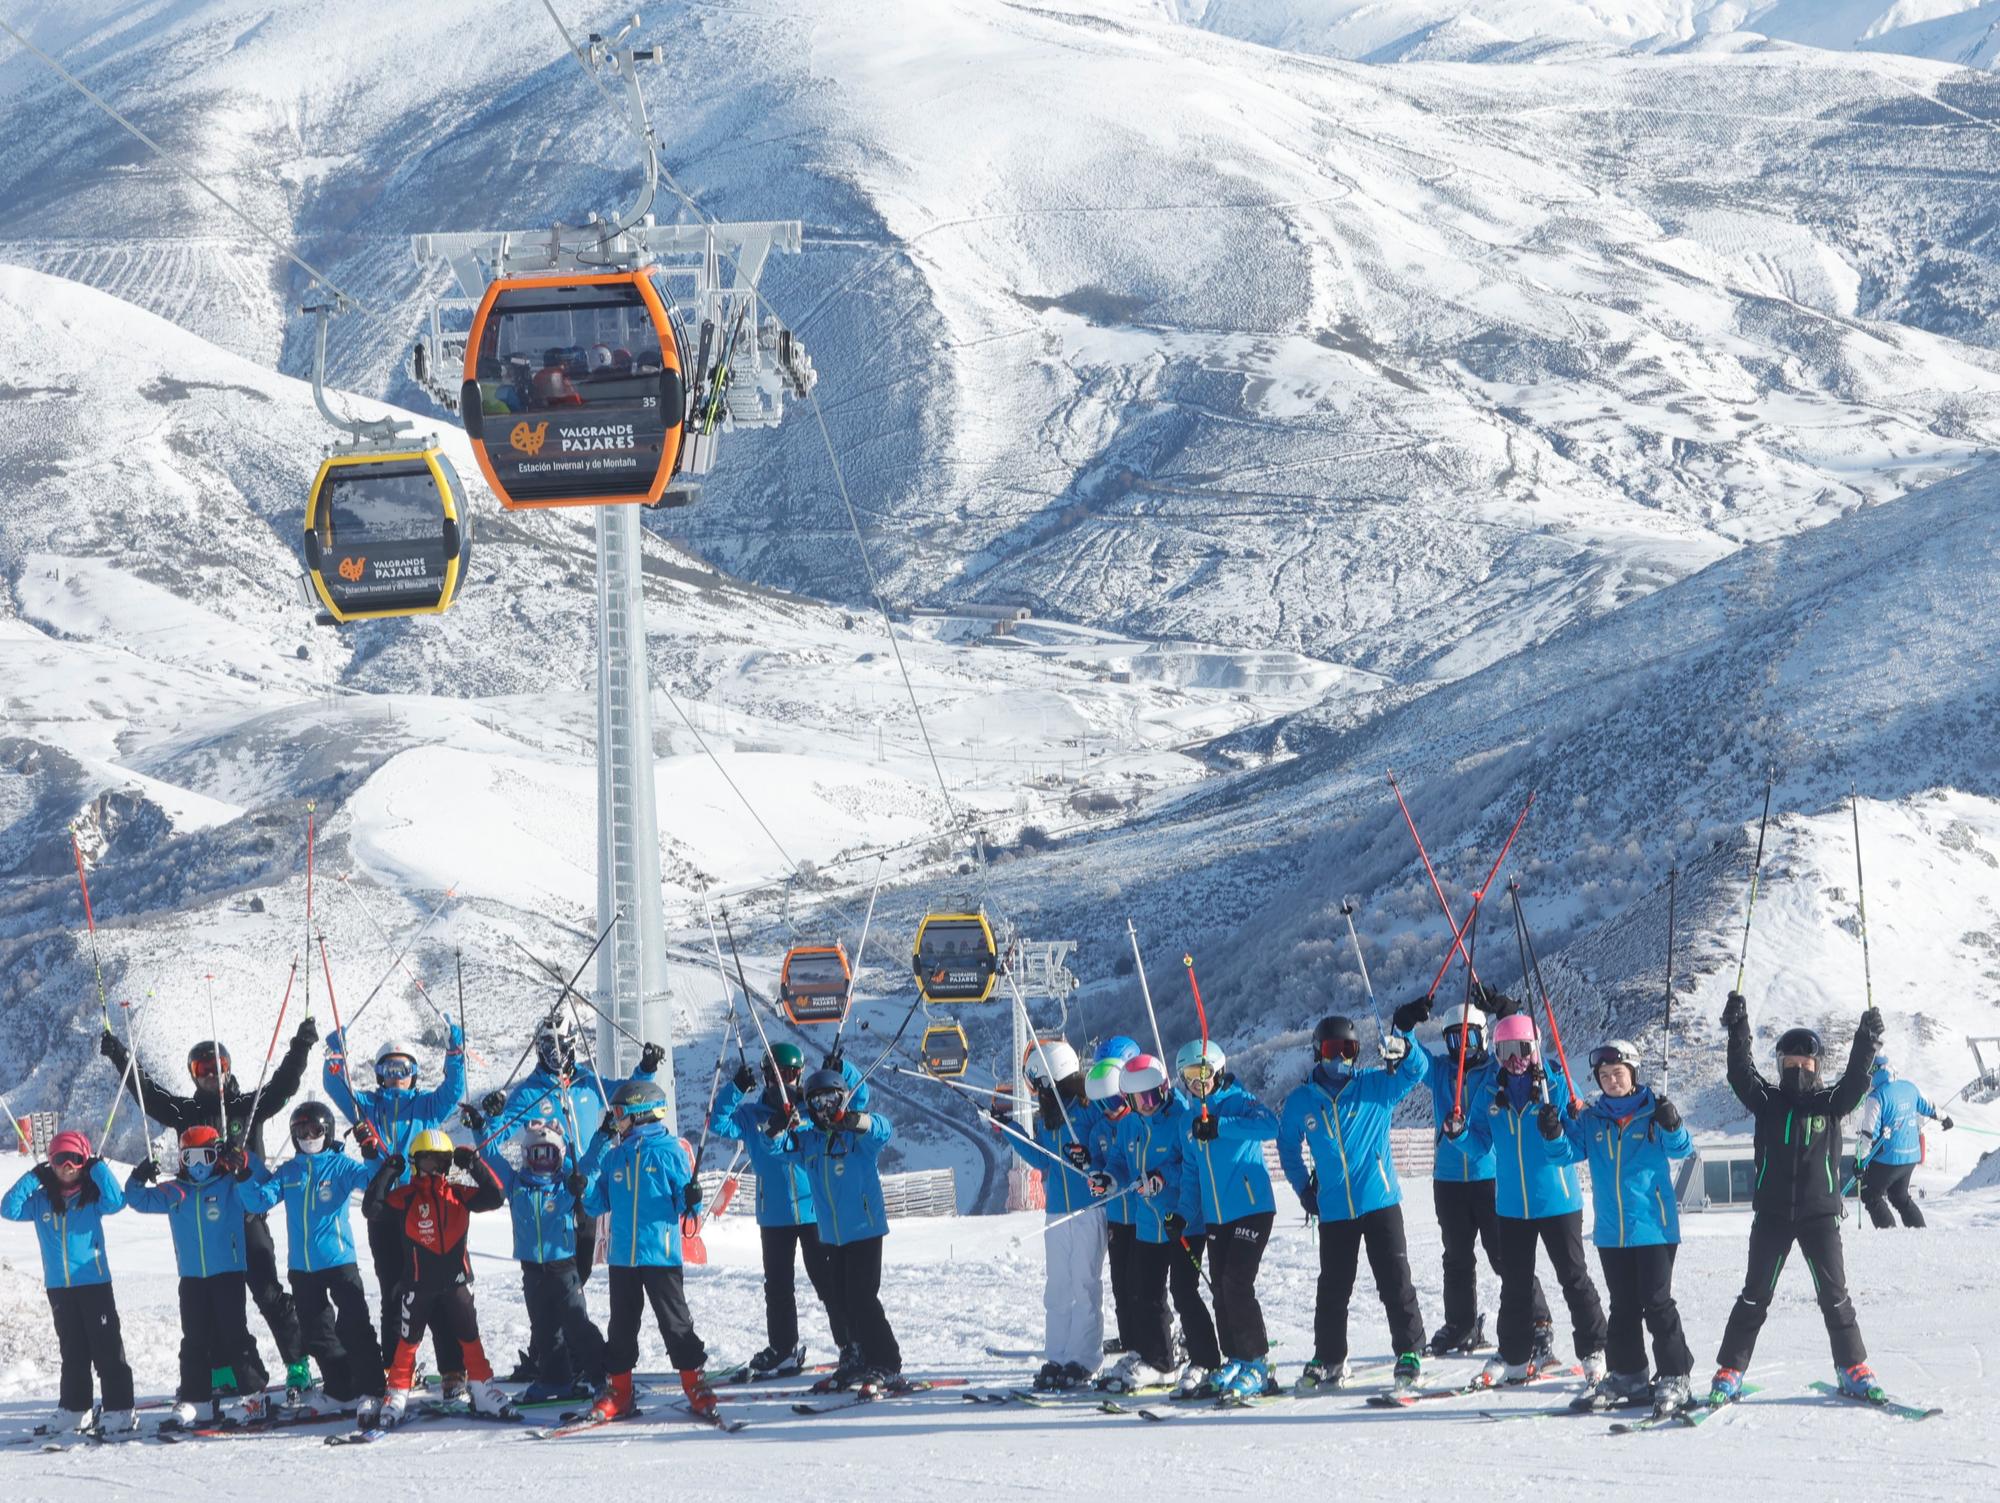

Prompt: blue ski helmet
xmin=1094 ymin=1035 xmax=1141 ymax=1064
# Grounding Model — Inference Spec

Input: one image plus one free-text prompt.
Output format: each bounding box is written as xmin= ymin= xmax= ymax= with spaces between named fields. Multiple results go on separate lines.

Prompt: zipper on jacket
xmin=820 ymin=1147 xmax=843 ymax=1243
xmin=1328 ymin=1097 xmax=1357 ymax=1219
xmin=1201 ymin=1139 xmax=1222 ymax=1225
xmin=1613 ymin=1124 xmax=1627 ymax=1248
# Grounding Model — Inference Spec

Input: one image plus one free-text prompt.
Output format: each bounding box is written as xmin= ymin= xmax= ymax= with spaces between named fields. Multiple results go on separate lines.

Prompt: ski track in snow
xmin=4 ymin=1175 xmax=2000 ymax=1495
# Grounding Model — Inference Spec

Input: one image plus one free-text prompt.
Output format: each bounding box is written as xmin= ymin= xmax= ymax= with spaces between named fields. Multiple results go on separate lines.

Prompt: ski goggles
xmin=524 ymin=1144 xmax=564 ymax=1172
xmin=1443 ymin=1026 xmax=1483 ymax=1052
xmin=805 ymin=1091 xmax=846 ymax=1123
xmin=189 ymin=1059 xmax=225 ymax=1081
xmin=1588 ymin=1047 xmax=1636 ymax=1072
xmin=376 ymin=1057 xmax=418 ymax=1083
xmin=1494 ymin=1038 xmax=1536 ymax=1064
xmin=1127 ymin=1086 xmax=1170 ymax=1113
xmin=181 ymin=1145 xmax=220 ymax=1169
xmin=1315 ymin=1038 xmax=1359 ymax=1063
xmin=1179 ymin=1060 xmax=1219 ymax=1089
xmin=49 ymin=1151 xmax=87 ymax=1170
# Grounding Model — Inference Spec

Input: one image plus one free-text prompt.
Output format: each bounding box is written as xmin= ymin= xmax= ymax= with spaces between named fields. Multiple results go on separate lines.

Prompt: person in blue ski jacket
xmin=1426 ymin=990 xmax=1550 ymax=1355
xmin=322 ymin=1021 xmax=466 ymax=1367
xmin=1098 ymin=1052 xmax=1216 ymax=1393
xmin=487 ymin=1120 xmax=605 ymax=1401
xmin=1448 ymin=1008 xmax=1606 ymax=1385
xmin=125 ymin=1126 xmax=272 ymax=1426
xmin=573 ymin=1078 xmax=714 ymax=1423
xmin=994 ymin=1039 xmax=1104 ymax=1389
xmin=707 ymin=1041 xmax=861 ymax=1376
xmin=238 ymin=1100 xmax=384 ymax=1412
xmin=1547 ymin=1039 xmax=1695 ymax=1415
xmin=1169 ymin=1040 xmax=1279 ymax=1401
xmin=1855 ymin=1056 xmax=1952 ymax=1228
xmin=771 ymin=1069 xmax=902 ymax=1394
xmin=2 ymin=1130 xmax=136 ymax=1435
xmin=1082 ymin=1042 xmax=1142 ymax=1374
xmin=1279 ymin=1003 xmax=1432 ymax=1389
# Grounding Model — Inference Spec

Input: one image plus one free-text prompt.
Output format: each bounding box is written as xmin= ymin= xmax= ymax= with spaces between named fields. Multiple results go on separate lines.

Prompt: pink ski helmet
xmin=1492 ymin=1013 xmax=1538 ymax=1073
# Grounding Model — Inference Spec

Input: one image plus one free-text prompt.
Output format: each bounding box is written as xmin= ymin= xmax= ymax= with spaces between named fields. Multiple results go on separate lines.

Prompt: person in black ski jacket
xmin=101 ymin=1025 xmax=316 ymax=1390
xmin=1709 ymin=992 xmax=1883 ymax=1405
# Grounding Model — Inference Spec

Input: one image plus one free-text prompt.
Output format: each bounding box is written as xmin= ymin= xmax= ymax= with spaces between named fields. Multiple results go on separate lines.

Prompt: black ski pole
xmin=1662 ymin=865 xmax=1678 ymax=1098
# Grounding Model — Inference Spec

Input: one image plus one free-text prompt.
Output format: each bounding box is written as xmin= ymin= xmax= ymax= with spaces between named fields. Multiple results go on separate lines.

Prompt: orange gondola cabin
xmin=778 ymin=942 xmax=852 ymax=1026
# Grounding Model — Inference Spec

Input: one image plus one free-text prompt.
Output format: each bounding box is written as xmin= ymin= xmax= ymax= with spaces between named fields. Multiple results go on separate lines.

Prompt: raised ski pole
xmin=721 ymin=909 xmax=792 ymax=1113
xmin=1733 ymin=773 xmax=1776 ymax=1001
xmin=1510 ymin=881 xmax=1578 ymax=1100
xmin=345 ymin=881 xmax=460 ymax=1032
xmin=890 ymin=1065 xmax=1032 ymax=1110
xmin=1662 ymin=865 xmax=1678 ymax=1098
xmin=1394 ymin=778 xmax=1537 ymax=996
xmin=700 ymin=892 xmax=746 ymax=1069
xmin=1337 ymin=899 xmax=1388 ymax=1050
xmin=829 ymin=856 xmax=887 ymax=1058
xmin=241 ymin=958 xmax=300 ymax=1147
xmin=0 ymin=1086 xmax=31 ymax=1155
xmin=68 ymin=828 xmax=112 ymax=1032
xmin=206 ymin=972 xmax=229 ymax=1148
xmin=1125 ymin=920 xmax=1170 ymax=1063
xmin=303 ymin=803 xmax=315 ymax=1020
xmin=1390 ymin=771 xmax=1493 ymax=993
xmin=506 ymin=936 xmax=646 ymax=1051
xmin=338 ymin=874 xmax=451 ymax=1026
xmin=1451 ymin=903 xmax=1481 ymax=1117
xmin=455 ymin=948 xmax=467 ymax=1045
xmin=1182 ymin=953 xmax=1214 ymax=1126
xmin=482 ymin=911 xmax=625 ymax=1133
xmin=1014 ymin=1183 xmax=1143 ymax=1244
xmin=97 ymin=996 xmax=155 ymax=1153
xmin=1851 ymin=787 xmax=1874 ymax=1013
xmin=1010 ymin=966 xmax=1080 ymax=1141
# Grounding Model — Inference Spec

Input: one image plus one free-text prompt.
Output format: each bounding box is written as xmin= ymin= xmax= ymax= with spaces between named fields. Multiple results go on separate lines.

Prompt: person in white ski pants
xmin=1043 ymin=1205 xmax=1107 ymax=1372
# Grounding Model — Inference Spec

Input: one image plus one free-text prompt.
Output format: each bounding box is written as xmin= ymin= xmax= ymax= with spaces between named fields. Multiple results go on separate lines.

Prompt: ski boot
xmin=1571 ymin=1368 xmax=1650 ymax=1412
xmin=749 ymin=1343 xmax=806 ymax=1378
xmin=522 ymin=1378 xmax=578 ymax=1403
xmin=378 ymin=1389 xmax=411 ymax=1429
xmin=1580 ymin=1351 xmax=1607 ymax=1385
xmin=590 ymin=1373 xmax=638 ymax=1422
xmin=1707 ymin=1366 xmax=1745 ymax=1405
xmin=283 ymin=1359 xmax=315 ymax=1410
xmin=97 ymin=1408 xmax=139 ymax=1439
xmin=1219 ymin=1358 xmax=1271 ymax=1404
xmin=161 ymin=1401 xmax=200 ymax=1433
xmin=209 ymin=1365 xmax=241 ymax=1399
xmin=1174 ymin=1365 xmax=1219 ymax=1400
xmin=681 ymin=1368 xmax=718 ymax=1418
xmin=438 ymin=1369 xmax=468 ymax=1403
xmin=1527 ymin=1320 xmax=1558 ymax=1374
xmin=1105 ymin=1354 xmax=1169 ymax=1393
xmin=1391 ymin=1352 xmax=1423 ymax=1397
xmin=467 ymin=1379 xmax=516 ymax=1420
xmin=504 ymin=1348 xmax=538 ymax=1383
xmin=1103 ymin=1337 xmax=1127 ymax=1356
xmin=1837 ymin=1363 xmax=1885 ymax=1402
xmin=855 ymin=1367 xmax=905 ymax=1401
xmin=814 ymin=1347 xmax=867 ymax=1394
xmin=355 ymin=1394 xmax=382 ymax=1430
xmin=1031 ymin=1360 xmax=1064 ymax=1393
xmin=1297 ymin=1357 xmax=1348 ymax=1392
xmin=1652 ymin=1373 xmax=1692 ymax=1417
xmin=1427 ymin=1313 xmax=1488 ymax=1356
xmin=1481 ymin=1357 xmax=1532 ymax=1386
xmin=1055 ymin=1361 xmax=1095 ymax=1390
xmin=1096 ymin=1352 xmax=1141 ymax=1392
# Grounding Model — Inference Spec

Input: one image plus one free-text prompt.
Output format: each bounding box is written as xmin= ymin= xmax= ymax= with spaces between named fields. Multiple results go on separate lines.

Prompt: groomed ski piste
xmin=5 ymin=1171 xmax=1998 ymax=1495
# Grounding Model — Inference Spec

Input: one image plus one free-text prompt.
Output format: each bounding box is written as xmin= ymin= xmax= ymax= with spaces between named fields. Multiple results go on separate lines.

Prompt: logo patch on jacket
xmin=204 ymin=1198 xmax=222 ymax=1222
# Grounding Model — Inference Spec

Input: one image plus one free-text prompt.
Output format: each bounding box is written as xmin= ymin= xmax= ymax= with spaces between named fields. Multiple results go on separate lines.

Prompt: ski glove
xmin=452 ymin=1146 xmax=475 ymax=1171
xmin=33 ymin=1163 xmax=61 ymax=1194
xmin=1191 ymin=1112 xmax=1219 ymax=1142
xmin=566 ymin=1171 xmax=588 ymax=1197
xmin=1162 ymin=1212 xmax=1188 ymax=1238
xmin=480 ymin=1091 xmax=508 ymax=1119
xmin=294 ymin=1015 xmax=320 ymax=1047
xmin=459 ymin=1104 xmax=485 ymax=1134
xmin=1088 ymin=1171 xmax=1114 ymax=1197
xmin=98 ymin=1030 xmax=121 ymax=1061
xmin=1652 ymin=1097 xmax=1682 ymax=1132
xmin=1858 ymin=1007 xmax=1885 ymax=1049
xmin=824 ymin=1045 xmax=844 ymax=1073
xmin=1299 ymin=1174 xmax=1318 ymax=1218
xmin=1474 ymin=981 xmax=1519 ymax=1018
xmin=639 ymin=1042 xmax=665 ymax=1074
xmin=1441 ymin=1113 xmax=1467 ymax=1139
xmin=1942 ymin=1116 xmax=1956 ymax=1132
xmin=600 ymin=1109 xmax=622 ymax=1137
xmin=220 ymin=1146 xmax=253 ymax=1181
xmin=683 ymin=1183 xmax=703 ymax=1214
xmin=353 ymin=1121 xmax=382 ymax=1159
xmin=1063 ymin=1141 xmax=1091 ymax=1170
xmin=1537 ymin=1104 xmax=1564 ymax=1140
xmin=1391 ymin=996 xmax=1433 ymax=1033
xmin=733 ymin=1063 xmax=757 ymax=1092
xmin=1144 ymin=1170 xmax=1166 ymax=1197
xmin=130 ymin=1158 xmax=159 ymax=1186
xmin=843 ymin=1112 xmax=872 ymax=1134
xmin=1722 ymin=992 xmax=1748 ymax=1029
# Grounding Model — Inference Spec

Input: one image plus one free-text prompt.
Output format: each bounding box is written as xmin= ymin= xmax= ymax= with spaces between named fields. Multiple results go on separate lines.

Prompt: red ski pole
xmin=1418 ymin=792 xmax=1534 ymax=1002
xmin=1183 ymin=953 xmax=1212 ymax=1123
xmin=69 ymin=829 xmax=111 ymax=1031
xmin=1451 ymin=902 xmax=1481 ymax=1117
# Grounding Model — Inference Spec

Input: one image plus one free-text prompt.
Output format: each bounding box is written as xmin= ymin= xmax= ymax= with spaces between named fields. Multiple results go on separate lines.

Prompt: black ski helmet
xmin=1313 ymin=1015 xmax=1361 ymax=1061
xmin=611 ymin=1077 xmax=668 ymax=1122
xmin=290 ymin=1100 xmax=336 ymax=1148
xmin=1774 ymin=1026 xmax=1824 ymax=1099
xmin=187 ymin=1040 xmax=231 ymax=1082
xmin=1774 ymin=1027 xmax=1824 ymax=1061
xmin=802 ymin=1068 xmax=847 ymax=1126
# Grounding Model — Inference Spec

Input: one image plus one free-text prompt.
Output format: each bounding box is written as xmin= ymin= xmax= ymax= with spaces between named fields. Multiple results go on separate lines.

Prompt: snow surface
xmin=3 ymin=1166 xmax=1998 ymax=1497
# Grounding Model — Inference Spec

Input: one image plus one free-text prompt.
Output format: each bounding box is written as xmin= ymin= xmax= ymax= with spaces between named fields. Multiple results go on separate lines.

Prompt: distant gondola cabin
xmin=778 ymin=943 xmax=851 ymax=1027
xmin=303 ymin=448 xmax=470 ymax=623
xmin=459 ymin=270 xmax=687 ymax=509
xmin=920 ymin=1022 xmax=970 ymax=1078
xmin=912 ymin=912 xmax=999 ymax=1005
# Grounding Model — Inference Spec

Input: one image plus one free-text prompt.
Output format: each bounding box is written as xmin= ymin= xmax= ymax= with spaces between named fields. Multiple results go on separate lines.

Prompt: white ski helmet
xmin=374 ymin=1039 xmax=421 ymax=1086
xmin=1120 ymin=1054 xmax=1169 ymax=1095
xmin=1590 ymin=1038 xmax=1642 ymax=1089
xmin=1084 ymin=1059 xmax=1125 ymax=1103
xmin=1024 ymin=1039 xmax=1082 ymax=1085
xmin=520 ymin=1121 xmax=566 ymax=1175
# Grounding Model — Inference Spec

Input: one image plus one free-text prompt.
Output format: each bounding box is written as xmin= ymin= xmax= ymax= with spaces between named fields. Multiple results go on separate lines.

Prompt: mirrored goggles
xmin=1315 ymin=1038 xmax=1359 ymax=1063
xmin=524 ymin=1145 xmax=564 ymax=1173
xmin=50 ymin=1152 xmax=87 ymax=1170
xmin=1179 ymin=1061 xmax=1218 ymax=1085
xmin=1444 ymin=1027 xmax=1483 ymax=1054
xmin=1495 ymin=1038 xmax=1537 ymax=1064
xmin=189 ymin=1059 xmax=224 ymax=1081
xmin=181 ymin=1145 xmax=219 ymax=1168
xmin=376 ymin=1057 xmax=417 ymax=1083
xmin=1588 ymin=1046 xmax=1633 ymax=1072
xmin=1128 ymin=1086 xmax=1170 ymax=1112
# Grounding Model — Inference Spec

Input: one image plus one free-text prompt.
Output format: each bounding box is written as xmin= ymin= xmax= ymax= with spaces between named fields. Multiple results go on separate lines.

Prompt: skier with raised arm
xmin=1853 ymin=1054 xmax=1951 ymax=1229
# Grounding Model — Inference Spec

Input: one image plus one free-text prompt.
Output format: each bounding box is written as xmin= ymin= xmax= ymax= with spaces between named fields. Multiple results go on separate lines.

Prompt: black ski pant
xmin=574 ymin=1205 xmax=597 ymax=1281
xmin=522 ymin=1259 xmax=606 ymax=1388
xmin=826 ymin=1235 xmax=900 ymax=1374
xmin=1717 ymin=1213 xmax=1865 ymax=1371
xmin=289 ymin=1264 xmax=383 ymax=1400
xmin=605 ymin=1264 xmax=707 ymax=1375
xmin=1315 ymin=1205 xmax=1426 ymax=1366
xmin=1105 ymin=1220 xmax=1139 ymax=1353
xmin=386 ymin=1281 xmax=492 ymax=1389
xmin=176 ymin=1272 xmax=253 ymax=1404
xmin=1168 ymin=1231 xmax=1222 ymax=1371
xmin=1207 ymin=1213 xmax=1274 ymax=1362
xmin=1434 ymin=1177 xmax=1548 ymax=1335
xmin=1861 ymin=1161 xmax=1925 ymax=1229
xmin=1597 ymin=1244 xmax=1690 ymax=1378
xmin=761 ymin=1220 xmax=846 ymax=1354
xmin=1496 ymin=1211 xmax=1606 ymax=1366
xmin=244 ymin=1211 xmax=306 ymax=1365
xmin=48 ymin=1283 xmax=134 ymax=1413
xmin=1125 ymin=1237 xmax=1178 ymax=1370
xmin=367 ymin=1211 xmax=465 ymax=1373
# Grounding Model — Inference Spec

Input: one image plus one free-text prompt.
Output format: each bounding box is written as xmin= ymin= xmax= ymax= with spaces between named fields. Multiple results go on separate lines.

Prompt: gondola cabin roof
xmin=460 ymin=270 xmax=687 ymax=510
xmin=912 ymin=912 xmax=999 ymax=1005
xmin=303 ymin=448 xmax=469 ymax=625
xmin=779 ymin=943 xmax=851 ymax=1026
xmin=920 ymin=1022 xmax=970 ymax=1079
